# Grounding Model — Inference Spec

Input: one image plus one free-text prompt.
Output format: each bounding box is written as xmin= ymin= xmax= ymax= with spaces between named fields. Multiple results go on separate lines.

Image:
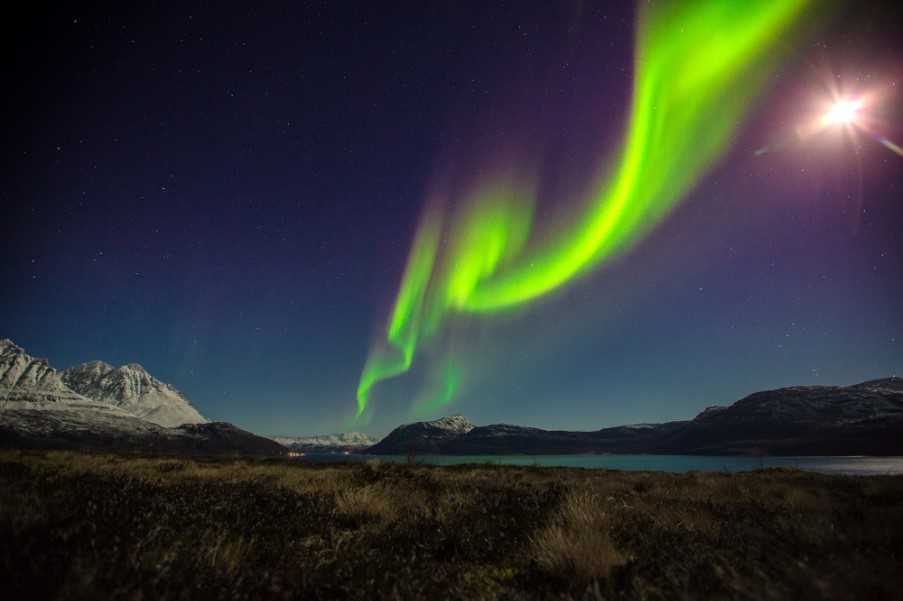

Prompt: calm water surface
xmin=303 ymin=454 xmax=903 ymax=476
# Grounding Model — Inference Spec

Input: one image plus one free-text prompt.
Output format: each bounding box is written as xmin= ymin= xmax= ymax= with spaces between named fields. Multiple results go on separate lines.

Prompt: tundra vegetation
xmin=1 ymin=450 xmax=901 ymax=600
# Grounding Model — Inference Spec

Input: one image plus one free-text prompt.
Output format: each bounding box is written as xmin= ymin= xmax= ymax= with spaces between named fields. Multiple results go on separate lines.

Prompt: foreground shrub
xmin=531 ymin=490 xmax=625 ymax=582
xmin=334 ymin=483 xmax=398 ymax=523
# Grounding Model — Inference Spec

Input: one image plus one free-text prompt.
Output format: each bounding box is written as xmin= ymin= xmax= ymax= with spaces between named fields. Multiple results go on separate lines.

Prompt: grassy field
xmin=1 ymin=451 xmax=901 ymax=600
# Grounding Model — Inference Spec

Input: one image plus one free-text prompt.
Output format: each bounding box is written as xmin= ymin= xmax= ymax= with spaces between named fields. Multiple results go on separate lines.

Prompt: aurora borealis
xmin=3 ymin=1 xmax=902 ymax=436
xmin=357 ymin=0 xmax=811 ymax=419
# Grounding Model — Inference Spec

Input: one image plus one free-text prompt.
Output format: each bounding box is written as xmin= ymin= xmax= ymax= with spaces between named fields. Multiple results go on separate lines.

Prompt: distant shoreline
xmin=292 ymin=452 xmax=903 ymax=476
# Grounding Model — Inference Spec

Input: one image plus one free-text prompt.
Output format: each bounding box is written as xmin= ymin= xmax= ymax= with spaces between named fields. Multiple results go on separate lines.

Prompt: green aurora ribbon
xmin=357 ymin=0 xmax=811 ymax=419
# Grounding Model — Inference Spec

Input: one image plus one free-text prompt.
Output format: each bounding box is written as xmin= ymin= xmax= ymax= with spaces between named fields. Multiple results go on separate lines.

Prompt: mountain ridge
xmin=272 ymin=431 xmax=378 ymax=453
xmin=367 ymin=378 xmax=903 ymax=456
xmin=0 ymin=339 xmax=282 ymax=456
xmin=62 ymin=359 xmax=206 ymax=427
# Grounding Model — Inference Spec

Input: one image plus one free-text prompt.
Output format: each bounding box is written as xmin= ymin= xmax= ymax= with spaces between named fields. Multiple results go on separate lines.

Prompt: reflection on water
xmin=302 ymin=453 xmax=903 ymax=476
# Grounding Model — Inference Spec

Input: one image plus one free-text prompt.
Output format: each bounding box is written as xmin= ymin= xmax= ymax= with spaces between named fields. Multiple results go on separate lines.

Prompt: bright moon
xmin=823 ymin=99 xmax=862 ymax=126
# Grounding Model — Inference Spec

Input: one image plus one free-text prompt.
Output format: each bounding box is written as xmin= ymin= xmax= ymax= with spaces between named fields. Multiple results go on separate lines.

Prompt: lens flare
xmin=876 ymin=135 xmax=903 ymax=158
xmin=822 ymin=99 xmax=862 ymax=127
xmin=810 ymin=91 xmax=903 ymax=158
xmin=356 ymin=0 xmax=811 ymax=419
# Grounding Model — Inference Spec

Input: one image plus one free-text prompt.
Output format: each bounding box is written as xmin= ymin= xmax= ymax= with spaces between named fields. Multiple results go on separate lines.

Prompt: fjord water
xmin=314 ymin=454 xmax=903 ymax=476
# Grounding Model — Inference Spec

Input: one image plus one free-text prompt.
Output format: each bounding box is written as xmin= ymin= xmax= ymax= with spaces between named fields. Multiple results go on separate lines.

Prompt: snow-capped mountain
xmin=1 ymin=338 xmax=179 ymax=440
xmin=63 ymin=360 xmax=206 ymax=427
xmin=366 ymin=415 xmax=476 ymax=454
xmin=271 ymin=431 xmax=377 ymax=451
xmin=424 ymin=415 xmax=476 ymax=434
xmin=0 ymin=339 xmax=281 ymax=456
xmin=2 ymin=338 xmax=81 ymax=404
xmin=1 ymin=339 xmax=124 ymax=412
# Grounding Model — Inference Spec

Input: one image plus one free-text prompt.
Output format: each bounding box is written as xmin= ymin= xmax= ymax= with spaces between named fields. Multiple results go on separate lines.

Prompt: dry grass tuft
xmin=334 ymin=483 xmax=399 ymax=523
xmin=205 ymin=532 xmax=254 ymax=576
xmin=432 ymin=486 xmax=474 ymax=521
xmin=531 ymin=490 xmax=625 ymax=582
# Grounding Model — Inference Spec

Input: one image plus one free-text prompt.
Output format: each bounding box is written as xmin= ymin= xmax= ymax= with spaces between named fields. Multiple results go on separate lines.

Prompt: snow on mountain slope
xmin=63 ymin=361 xmax=207 ymax=427
xmin=2 ymin=339 xmax=110 ymax=407
xmin=693 ymin=384 xmax=903 ymax=426
xmin=1 ymin=339 xmax=149 ymax=424
xmin=0 ymin=407 xmax=285 ymax=456
xmin=852 ymin=377 xmax=903 ymax=394
xmin=272 ymin=432 xmax=377 ymax=450
xmin=0 ymin=339 xmax=281 ymax=456
xmin=421 ymin=415 xmax=476 ymax=434
xmin=2 ymin=338 xmax=74 ymax=399
xmin=1 ymin=338 xmax=199 ymax=431
xmin=366 ymin=415 xmax=476 ymax=454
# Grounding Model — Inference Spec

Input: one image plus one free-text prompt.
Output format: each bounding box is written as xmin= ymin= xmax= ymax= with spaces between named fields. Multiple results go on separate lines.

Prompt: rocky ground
xmin=1 ymin=450 xmax=901 ymax=600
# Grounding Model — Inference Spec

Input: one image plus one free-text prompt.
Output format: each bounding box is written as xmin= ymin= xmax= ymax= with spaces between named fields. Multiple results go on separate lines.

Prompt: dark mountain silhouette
xmin=367 ymin=378 xmax=903 ymax=456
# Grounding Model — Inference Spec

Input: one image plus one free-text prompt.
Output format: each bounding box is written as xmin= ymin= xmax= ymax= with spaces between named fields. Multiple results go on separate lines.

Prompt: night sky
xmin=3 ymin=2 xmax=902 ymax=437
